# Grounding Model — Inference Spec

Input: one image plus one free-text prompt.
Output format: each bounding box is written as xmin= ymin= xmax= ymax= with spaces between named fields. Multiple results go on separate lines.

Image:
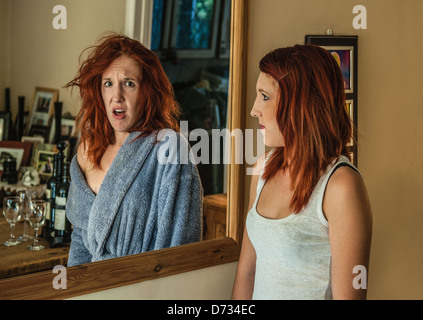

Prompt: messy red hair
xmin=66 ymin=33 xmax=180 ymax=168
xmin=259 ymin=44 xmax=353 ymax=213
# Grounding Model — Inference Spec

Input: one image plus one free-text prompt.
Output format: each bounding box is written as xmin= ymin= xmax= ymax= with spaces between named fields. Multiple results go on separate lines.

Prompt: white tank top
xmin=246 ymin=153 xmax=357 ymax=300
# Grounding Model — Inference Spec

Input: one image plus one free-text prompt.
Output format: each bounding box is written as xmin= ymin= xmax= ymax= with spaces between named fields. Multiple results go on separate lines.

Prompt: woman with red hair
xmin=232 ymin=45 xmax=372 ymax=300
xmin=65 ymin=34 xmax=203 ymax=266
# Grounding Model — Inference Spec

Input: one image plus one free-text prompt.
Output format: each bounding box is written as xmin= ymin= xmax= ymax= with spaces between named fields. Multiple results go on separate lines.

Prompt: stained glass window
xmin=151 ymin=0 xmax=222 ymax=57
xmin=176 ymin=0 xmax=215 ymax=50
xmin=151 ymin=0 xmax=165 ymax=51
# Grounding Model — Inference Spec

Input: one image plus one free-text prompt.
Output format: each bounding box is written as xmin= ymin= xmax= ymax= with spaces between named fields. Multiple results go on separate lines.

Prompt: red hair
xmin=259 ymin=44 xmax=353 ymax=213
xmin=66 ymin=33 xmax=180 ymax=168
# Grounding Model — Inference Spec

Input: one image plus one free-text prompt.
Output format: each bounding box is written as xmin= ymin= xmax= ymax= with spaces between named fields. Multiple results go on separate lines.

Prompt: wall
xmin=245 ymin=0 xmax=423 ymax=299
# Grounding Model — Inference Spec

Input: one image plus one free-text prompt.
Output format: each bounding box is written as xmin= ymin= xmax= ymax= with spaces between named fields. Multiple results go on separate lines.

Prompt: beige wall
xmin=245 ymin=0 xmax=423 ymax=299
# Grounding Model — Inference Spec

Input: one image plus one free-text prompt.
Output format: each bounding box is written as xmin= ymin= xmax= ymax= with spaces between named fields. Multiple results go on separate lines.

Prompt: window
xmin=152 ymin=0 xmax=230 ymax=58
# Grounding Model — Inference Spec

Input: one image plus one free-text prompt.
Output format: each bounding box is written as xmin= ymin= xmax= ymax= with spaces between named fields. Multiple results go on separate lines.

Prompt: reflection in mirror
xmin=0 ymin=0 xmax=232 ymax=279
xmin=150 ymin=0 xmax=232 ymax=241
xmin=64 ymin=34 xmax=204 ymax=267
xmin=127 ymin=0 xmax=233 ymax=241
xmin=0 ymin=0 xmax=246 ymax=299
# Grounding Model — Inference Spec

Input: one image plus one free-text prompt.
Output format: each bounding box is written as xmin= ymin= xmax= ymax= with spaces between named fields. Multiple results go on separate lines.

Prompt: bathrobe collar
xmin=86 ymin=131 xmax=156 ymax=259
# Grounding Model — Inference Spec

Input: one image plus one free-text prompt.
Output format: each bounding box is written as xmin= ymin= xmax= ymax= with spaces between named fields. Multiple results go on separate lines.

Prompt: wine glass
xmin=17 ymin=189 xmax=33 ymax=241
xmin=3 ymin=196 xmax=22 ymax=246
xmin=27 ymin=200 xmax=47 ymax=251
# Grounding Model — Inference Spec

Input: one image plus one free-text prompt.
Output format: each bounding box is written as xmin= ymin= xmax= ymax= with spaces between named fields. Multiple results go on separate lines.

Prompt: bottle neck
xmin=60 ymin=163 xmax=70 ymax=183
xmin=52 ymin=160 xmax=58 ymax=177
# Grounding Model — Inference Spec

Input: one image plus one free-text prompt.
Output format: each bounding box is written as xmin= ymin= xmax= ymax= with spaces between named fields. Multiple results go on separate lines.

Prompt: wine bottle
xmin=54 ymin=162 xmax=71 ymax=238
xmin=45 ymin=153 xmax=59 ymax=236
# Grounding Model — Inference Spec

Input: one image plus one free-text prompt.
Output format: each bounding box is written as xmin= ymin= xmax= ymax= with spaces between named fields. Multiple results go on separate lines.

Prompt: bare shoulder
xmin=323 ymin=165 xmax=372 ymax=223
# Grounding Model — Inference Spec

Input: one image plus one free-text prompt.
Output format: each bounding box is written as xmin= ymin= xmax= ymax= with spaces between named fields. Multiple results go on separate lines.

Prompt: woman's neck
xmin=113 ymin=131 xmax=130 ymax=148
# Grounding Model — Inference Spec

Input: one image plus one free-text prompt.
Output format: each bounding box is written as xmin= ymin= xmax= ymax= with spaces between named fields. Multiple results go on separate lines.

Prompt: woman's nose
xmin=112 ymin=86 xmax=124 ymax=102
xmin=250 ymin=103 xmax=261 ymax=118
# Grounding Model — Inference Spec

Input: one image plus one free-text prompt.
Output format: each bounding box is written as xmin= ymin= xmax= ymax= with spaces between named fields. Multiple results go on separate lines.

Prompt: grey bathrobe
xmin=66 ymin=130 xmax=203 ymax=266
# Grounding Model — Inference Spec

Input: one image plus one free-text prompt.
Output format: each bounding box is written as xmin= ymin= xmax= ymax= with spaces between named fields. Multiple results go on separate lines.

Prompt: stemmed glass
xmin=3 ymin=196 xmax=22 ymax=246
xmin=27 ymin=200 xmax=47 ymax=251
xmin=17 ymin=189 xmax=33 ymax=242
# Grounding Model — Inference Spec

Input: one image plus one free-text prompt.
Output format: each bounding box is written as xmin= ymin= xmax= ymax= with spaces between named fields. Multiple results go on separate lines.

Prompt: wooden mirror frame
xmin=0 ymin=0 xmax=248 ymax=300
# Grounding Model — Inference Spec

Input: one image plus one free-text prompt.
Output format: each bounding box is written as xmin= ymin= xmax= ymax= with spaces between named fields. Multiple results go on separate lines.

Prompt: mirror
xmin=138 ymin=0 xmax=233 ymax=241
xmin=0 ymin=0 xmax=247 ymax=299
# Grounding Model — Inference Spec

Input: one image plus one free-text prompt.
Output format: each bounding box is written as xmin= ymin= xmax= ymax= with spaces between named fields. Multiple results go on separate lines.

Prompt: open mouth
xmin=113 ymin=108 xmax=126 ymax=116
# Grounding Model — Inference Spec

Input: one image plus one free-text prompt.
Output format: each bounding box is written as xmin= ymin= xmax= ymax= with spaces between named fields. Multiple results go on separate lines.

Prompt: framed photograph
xmin=305 ymin=35 xmax=358 ymax=166
xmin=0 ymin=111 xmax=11 ymax=141
xmin=0 ymin=141 xmax=33 ymax=171
xmin=35 ymin=150 xmax=56 ymax=178
xmin=31 ymin=142 xmax=69 ymax=168
xmin=22 ymin=136 xmax=45 ymax=144
xmin=29 ymin=124 xmax=51 ymax=142
xmin=49 ymin=118 xmax=76 ymax=143
xmin=25 ymin=87 xmax=59 ymax=136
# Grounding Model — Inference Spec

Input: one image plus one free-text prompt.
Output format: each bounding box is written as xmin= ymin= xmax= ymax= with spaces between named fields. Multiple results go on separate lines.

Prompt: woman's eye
xmin=104 ymin=81 xmax=112 ymax=87
xmin=124 ymin=81 xmax=135 ymax=87
xmin=262 ymin=93 xmax=269 ymax=101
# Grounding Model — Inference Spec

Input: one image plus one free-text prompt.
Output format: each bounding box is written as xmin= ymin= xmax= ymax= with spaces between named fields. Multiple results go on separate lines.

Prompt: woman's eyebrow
xmin=258 ymin=88 xmax=270 ymax=94
xmin=102 ymin=77 xmax=138 ymax=81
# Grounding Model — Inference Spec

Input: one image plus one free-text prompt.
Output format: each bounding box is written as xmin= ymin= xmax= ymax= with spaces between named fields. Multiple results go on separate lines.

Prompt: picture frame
xmin=25 ymin=87 xmax=59 ymax=136
xmin=21 ymin=136 xmax=45 ymax=144
xmin=31 ymin=142 xmax=69 ymax=169
xmin=49 ymin=118 xmax=76 ymax=143
xmin=28 ymin=124 xmax=51 ymax=143
xmin=0 ymin=141 xmax=33 ymax=171
xmin=0 ymin=111 xmax=11 ymax=141
xmin=346 ymin=99 xmax=354 ymax=147
xmin=305 ymin=35 xmax=358 ymax=166
xmin=35 ymin=150 xmax=56 ymax=178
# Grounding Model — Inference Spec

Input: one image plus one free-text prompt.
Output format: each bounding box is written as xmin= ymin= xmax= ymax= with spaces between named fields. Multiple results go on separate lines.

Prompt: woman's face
xmin=101 ymin=55 xmax=143 ymax=136
xmin=251 ymin=72 xmax=284 ymax=147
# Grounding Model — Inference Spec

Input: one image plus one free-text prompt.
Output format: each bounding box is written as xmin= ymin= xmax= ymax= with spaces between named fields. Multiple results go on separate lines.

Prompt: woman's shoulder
xmin=155 ymin=129 xmax=190 ymax=165
xmin=323 ymin=163 xmax=370 ymax=221
xmin=156 ymin=129 xmax=186 ymax=144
